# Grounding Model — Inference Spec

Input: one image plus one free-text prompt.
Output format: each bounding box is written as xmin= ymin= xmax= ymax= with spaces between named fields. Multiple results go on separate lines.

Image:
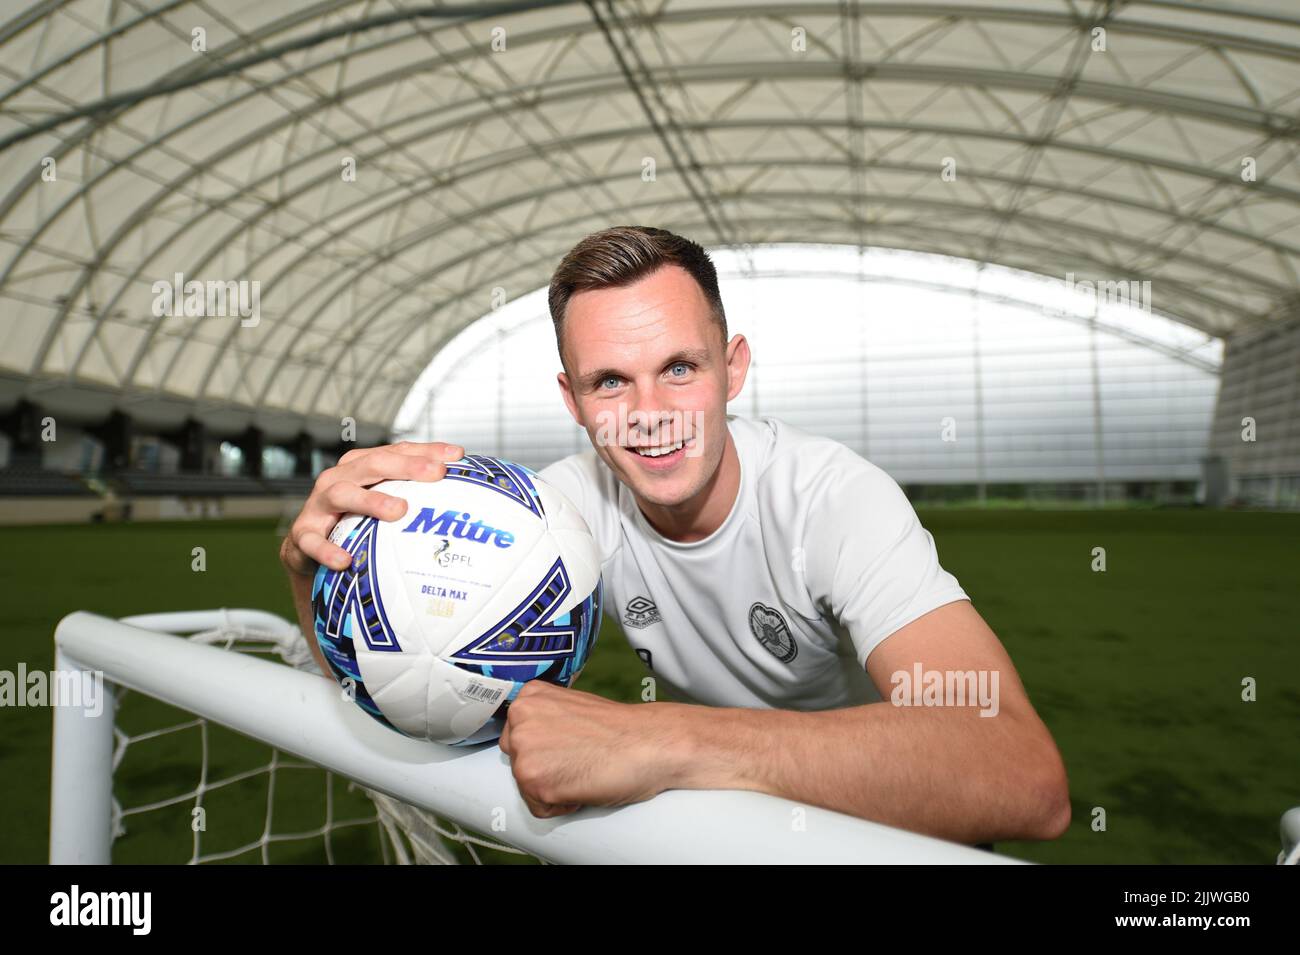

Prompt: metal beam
xmin=69 ymin=112 xmax=1295 ymax=399
xmin=321 ymin=204 xmax=1252 ymax=426
xmin=11 ymin=55 xmax=1298 ymax=378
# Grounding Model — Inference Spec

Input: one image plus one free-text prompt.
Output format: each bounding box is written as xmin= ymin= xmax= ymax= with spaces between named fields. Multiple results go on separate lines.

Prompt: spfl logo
xmin=433 ymin=538 xmax=472 ymax=569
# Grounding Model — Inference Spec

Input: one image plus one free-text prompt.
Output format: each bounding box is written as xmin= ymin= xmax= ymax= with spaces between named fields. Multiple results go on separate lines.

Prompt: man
xmin=280 ymin=225 xmax=1070 ymax=846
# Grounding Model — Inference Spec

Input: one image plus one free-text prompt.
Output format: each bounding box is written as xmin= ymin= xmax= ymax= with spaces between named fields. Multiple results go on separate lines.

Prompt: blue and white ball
xmin=311 ymin=454 xmax=603 ymax=746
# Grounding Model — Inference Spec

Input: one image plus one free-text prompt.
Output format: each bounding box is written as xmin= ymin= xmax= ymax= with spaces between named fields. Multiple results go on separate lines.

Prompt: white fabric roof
xmin=0 ymin=0 xmax=1296 ymax=439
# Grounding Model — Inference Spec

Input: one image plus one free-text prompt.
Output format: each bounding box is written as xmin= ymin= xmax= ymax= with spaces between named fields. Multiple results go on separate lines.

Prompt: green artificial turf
xmin=1 ymin=510 xmax=1296 ymax=864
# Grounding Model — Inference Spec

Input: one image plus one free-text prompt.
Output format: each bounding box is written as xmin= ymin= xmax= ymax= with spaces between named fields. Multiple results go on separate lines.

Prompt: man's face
xmin=557 ymin=264 xmax=749 ymax=510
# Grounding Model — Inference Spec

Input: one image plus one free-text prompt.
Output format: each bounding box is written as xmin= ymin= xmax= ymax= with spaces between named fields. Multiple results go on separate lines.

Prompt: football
xmin=311 ymin=454 xmax=603 ymax=746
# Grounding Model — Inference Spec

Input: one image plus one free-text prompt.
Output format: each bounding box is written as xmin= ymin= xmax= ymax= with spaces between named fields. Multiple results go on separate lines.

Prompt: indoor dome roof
xmin=0 ymin=0 xmax=1296 ymax=438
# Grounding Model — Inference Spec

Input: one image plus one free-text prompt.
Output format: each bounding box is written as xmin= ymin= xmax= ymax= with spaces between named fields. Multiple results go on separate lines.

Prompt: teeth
xmin=633 ymin=440 xmax=685 ymax=457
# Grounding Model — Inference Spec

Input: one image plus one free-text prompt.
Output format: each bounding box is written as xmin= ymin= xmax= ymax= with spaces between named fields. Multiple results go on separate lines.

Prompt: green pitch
xmin=1 ymin=509 xmax=1295 ymax=864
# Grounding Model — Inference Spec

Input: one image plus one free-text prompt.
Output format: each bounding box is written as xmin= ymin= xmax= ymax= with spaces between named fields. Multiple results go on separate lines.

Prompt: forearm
xmin=657 ymin=700 xmax=1065 ymax=845
xmin=281 ymin=541 xmax=330 ymax=677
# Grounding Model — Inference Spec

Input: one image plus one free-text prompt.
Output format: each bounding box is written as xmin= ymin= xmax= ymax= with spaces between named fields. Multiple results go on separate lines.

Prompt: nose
xmin=626 ymin=388 xmax=674 ymax=438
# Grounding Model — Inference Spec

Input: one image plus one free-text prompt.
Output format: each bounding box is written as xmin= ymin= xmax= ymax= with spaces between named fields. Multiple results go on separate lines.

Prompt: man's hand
xmin=279 ymin=440 xmax=464 ymax=577
xmin=279 ymin=441 xmax=464 ymax=676
xmin=498 ymin=681 xmax=685 ymax=818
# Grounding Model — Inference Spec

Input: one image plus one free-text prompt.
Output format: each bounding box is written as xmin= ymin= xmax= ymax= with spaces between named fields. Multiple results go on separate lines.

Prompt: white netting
xmin=109 ymin=611 xmax=540 ymax=864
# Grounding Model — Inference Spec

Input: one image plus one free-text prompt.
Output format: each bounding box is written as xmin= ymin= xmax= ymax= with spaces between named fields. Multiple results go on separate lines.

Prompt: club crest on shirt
xmin=623 ymin=595 xmax=662 ymax=630
xmin=748 ymin=603 xmax=798 ymax=663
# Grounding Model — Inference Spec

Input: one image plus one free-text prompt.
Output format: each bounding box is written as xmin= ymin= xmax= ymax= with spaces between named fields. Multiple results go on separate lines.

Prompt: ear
xmin=557 ymin=371 xmax=582 ymax=426
xmin=724 ymin=333 xmax=751 ymax=402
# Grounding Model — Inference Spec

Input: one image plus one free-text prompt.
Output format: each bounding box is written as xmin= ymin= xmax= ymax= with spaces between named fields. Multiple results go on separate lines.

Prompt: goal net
xmin=49 ymin=609 xmax=1027 ymax=864
xmin=53 ymin=610 xmax=539 ymax=864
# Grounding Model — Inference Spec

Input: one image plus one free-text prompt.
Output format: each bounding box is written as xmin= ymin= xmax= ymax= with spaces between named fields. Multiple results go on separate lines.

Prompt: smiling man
xmin=281 ymin=225 xmax=1070 ymax=847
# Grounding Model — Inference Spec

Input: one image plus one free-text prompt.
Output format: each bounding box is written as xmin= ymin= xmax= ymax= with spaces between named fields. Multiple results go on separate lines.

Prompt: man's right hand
xmin=280 ymin=441 xmax=465 ymax=577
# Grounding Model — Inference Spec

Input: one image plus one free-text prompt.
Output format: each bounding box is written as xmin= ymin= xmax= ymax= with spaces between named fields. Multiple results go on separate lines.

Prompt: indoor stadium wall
xmin=1206 ymin=316 xmax=1300 ymax=509
xmin=396 ymin=265 xmax=1223 ymax=510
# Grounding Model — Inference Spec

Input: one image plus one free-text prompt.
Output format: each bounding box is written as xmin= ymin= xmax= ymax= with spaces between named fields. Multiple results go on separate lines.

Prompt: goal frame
xmin=49 ymin=609 xmax=1024 ymax=865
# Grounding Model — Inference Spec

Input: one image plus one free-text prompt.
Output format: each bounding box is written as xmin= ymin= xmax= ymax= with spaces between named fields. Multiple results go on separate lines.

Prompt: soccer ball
xmin=311 ymin=454 xmax=603 ymax=746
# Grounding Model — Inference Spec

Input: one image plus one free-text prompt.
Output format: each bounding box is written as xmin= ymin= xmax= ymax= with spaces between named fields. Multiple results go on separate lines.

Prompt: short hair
xmin=547 ymin=225 xmax=727 ymax=363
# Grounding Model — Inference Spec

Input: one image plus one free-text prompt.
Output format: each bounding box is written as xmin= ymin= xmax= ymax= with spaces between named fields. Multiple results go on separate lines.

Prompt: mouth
xmin=623 ymin=437 xmax=693 ymax=470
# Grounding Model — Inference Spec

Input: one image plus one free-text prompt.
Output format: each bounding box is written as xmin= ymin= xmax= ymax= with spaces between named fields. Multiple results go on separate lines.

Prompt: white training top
xmin=538 ymin=415 xmax=970 ymax=711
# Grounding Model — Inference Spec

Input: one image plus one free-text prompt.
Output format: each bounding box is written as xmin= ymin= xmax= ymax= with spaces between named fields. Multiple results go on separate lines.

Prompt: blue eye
xmin=669 ymin=362 xmax=690 ymax=377
xmin=600 ymin=376 xmax=621 ymax=389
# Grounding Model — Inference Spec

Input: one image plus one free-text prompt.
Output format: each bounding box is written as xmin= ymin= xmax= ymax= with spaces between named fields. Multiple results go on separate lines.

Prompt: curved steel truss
xmin=0 ymin=0 xmax=1296 ymax=435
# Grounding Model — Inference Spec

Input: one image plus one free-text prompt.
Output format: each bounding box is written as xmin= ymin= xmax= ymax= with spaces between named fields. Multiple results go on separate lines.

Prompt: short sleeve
xmin=800 ymin=453 xmax=969 ymax=670
xmin=537 ymin=451 xmax=620 ymax=564
xmin=537 ymin=454 xmax=590 ymax=520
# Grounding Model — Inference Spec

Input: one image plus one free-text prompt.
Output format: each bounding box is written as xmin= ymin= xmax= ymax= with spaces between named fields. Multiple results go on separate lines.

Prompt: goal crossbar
xmin=50 ymin=609 xmax=1024 ymax=864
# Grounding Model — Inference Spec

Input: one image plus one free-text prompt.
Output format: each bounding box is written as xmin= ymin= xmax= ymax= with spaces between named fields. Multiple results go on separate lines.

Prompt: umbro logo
xmin=623 ymin=595 xmax=661 ymax=629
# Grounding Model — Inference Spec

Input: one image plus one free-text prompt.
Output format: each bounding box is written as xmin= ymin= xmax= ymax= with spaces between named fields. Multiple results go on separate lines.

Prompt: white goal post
xmin=50 ymin=609 xmax=1024 ymax=865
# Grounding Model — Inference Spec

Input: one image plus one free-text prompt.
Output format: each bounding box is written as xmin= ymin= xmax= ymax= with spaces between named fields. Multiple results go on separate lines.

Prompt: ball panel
xmin=311 ymin=517 xmax=404 ymax=735
xmin=377 ymin=477 xmax=547 ymax=658
xmin=311 ymin=456 xmax=604 ymax=744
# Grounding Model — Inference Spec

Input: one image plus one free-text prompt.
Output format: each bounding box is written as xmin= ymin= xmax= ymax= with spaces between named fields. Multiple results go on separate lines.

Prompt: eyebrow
xmin=577 ymin=347 xmax=713 ymax=391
